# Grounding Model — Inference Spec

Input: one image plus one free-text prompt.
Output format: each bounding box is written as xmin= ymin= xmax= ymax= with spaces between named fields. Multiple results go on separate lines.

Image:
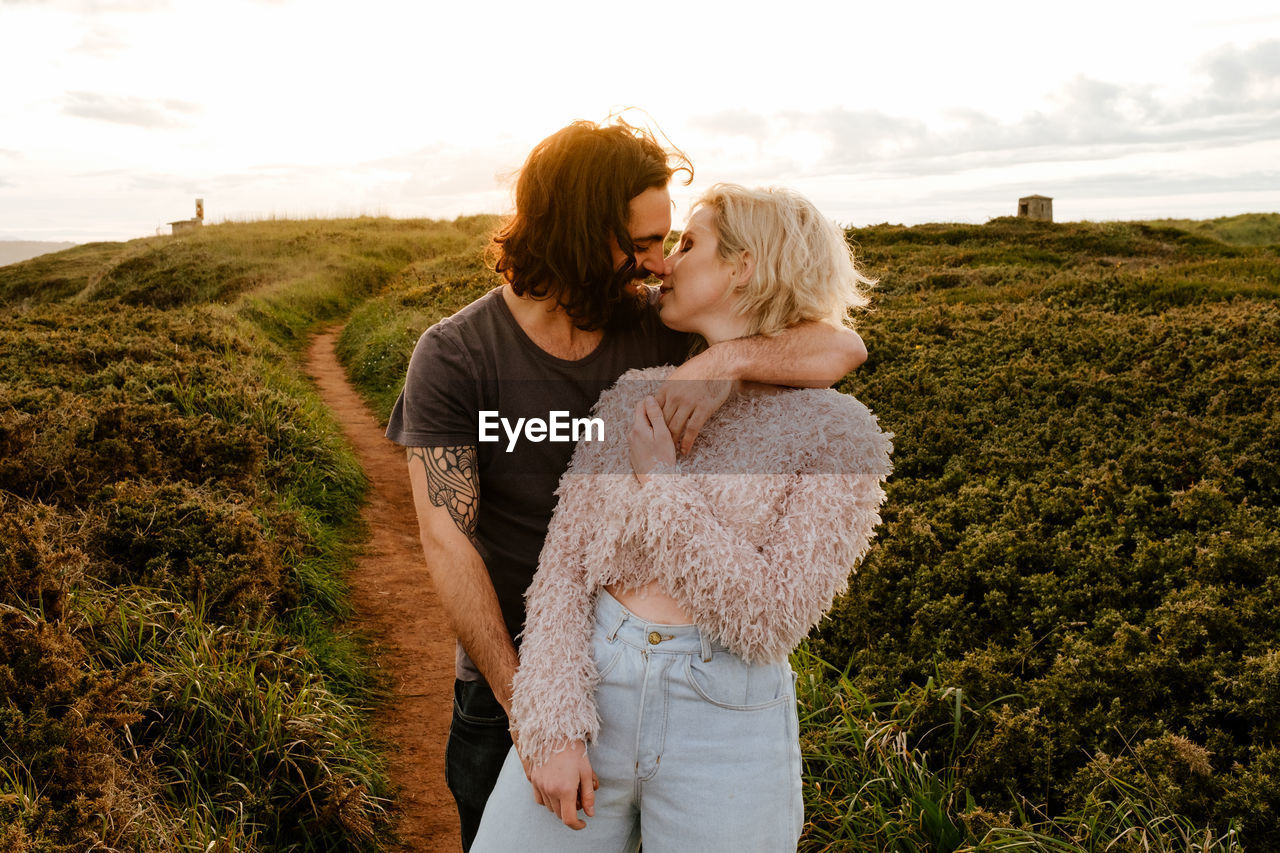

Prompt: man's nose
xmin=638 ymin=248 xmax=667 ymax=277
xmin=647 ymin=252 xmax=673 ymax=279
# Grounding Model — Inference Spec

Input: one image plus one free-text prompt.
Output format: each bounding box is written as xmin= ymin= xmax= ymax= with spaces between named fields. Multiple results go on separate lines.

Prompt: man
xmin=386 ymin=118 xmax=866 ymax=850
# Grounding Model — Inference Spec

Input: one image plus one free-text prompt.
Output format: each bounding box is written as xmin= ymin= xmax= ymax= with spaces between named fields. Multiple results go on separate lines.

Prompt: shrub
xmin=0 ymin=218 xmax=477 ymax=849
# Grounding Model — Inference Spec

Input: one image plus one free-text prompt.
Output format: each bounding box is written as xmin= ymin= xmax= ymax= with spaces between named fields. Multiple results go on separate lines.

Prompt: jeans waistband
xmin=595 ymin=588 xmax=728 ymax=662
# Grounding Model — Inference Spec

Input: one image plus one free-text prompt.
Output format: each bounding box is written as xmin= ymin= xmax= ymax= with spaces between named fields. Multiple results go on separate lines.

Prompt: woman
xmin=471 ymin=184 xmax=893 ymax=852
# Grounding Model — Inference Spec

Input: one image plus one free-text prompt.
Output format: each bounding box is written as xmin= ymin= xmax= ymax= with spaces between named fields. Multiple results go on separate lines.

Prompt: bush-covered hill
xmin=339 ymin=214 xmax=1279 ymax=850
xmin=0 ymin=217 xmax=493 ymax=851
xmin=1139 ymin=211 xmax=1280 ymax=248
xmin=819 ymin=215 xmax=1279 ymax=845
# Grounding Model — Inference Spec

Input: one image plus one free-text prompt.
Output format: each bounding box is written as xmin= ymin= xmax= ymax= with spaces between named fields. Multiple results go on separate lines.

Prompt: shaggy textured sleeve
xmin=623 ymin=396 xmax=893 ymax=664
xmin=509 ymin=368 xmax=667 ymax=767
xmin=508 ymin=481 xmax=599 ymax=768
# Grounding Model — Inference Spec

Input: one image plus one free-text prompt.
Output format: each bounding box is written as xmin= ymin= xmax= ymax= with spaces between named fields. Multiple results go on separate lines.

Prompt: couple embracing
xmin=386 ymin=118 xmax=893 ymax=853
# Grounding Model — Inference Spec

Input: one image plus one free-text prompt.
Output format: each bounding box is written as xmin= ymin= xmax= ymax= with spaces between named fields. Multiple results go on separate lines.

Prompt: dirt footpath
xmin=306 ymin=328 xmax=460 ymax=853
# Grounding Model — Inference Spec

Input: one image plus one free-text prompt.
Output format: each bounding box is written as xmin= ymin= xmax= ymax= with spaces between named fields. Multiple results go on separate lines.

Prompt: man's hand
xmin=529 ymin=741 xmax=597 ymax=830
xmin=629 ymin=396 xmax=677 ymax=484
xmin=654 ymin=352 xmax=737 ymax=455
xmin=655 ymin=322 xmax=868 ymax=454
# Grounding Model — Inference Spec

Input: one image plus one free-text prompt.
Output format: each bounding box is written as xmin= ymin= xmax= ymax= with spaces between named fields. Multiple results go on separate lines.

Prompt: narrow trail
xmin=305 ymin=328 xmax=460 ymax=853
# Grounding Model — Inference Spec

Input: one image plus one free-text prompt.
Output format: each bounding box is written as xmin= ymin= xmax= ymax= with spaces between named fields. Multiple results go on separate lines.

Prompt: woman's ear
xmin=732 ymin=251 xmax=755 ymax=287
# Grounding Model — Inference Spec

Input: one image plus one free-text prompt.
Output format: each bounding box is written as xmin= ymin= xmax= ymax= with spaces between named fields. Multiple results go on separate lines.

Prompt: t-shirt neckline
xmin=490 ymin=285 xmax=612 ymax=369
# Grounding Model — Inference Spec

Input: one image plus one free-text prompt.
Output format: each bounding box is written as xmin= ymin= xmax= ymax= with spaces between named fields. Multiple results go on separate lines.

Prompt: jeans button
xmin=648 ymin=631 xmax=662 ymax=645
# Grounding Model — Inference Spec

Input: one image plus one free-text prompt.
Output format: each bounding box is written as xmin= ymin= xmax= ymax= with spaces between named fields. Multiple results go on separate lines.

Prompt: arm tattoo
xmin=408 ymin=446 xmax=479 ymax=542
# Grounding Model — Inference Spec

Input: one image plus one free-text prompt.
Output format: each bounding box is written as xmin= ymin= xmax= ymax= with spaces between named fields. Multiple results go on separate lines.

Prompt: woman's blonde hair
xmin=693 ymin=184 xmax=874 ymax=337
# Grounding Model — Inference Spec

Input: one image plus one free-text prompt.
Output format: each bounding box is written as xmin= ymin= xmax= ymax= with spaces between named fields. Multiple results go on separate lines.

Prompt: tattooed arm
xmin=406 ymin=445 xmax=519 ymax=714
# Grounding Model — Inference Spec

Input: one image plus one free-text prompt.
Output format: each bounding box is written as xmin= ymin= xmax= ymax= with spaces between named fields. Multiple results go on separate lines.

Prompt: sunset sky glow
xmin=1 ymin=0 xmax=1278 ymax=242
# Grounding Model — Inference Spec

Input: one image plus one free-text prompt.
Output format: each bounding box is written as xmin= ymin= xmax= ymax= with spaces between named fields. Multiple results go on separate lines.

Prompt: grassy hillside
xmin=339 ymin=213 xmax=1278 ymax=851
xmin=3 ymin=211 xmax=1275 ymax=851
xmin=0 ymin=217 xmax=493 ymax=851
xmin=1138 ymin=211 xmax=1280 ymax=247
xmin=0 ymin=216 xmax=496 ymax=348
xmin=815 ymin=216 xmax=1277 ymax=848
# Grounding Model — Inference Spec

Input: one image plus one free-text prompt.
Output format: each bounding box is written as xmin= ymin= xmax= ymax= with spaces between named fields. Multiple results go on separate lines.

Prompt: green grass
xmin=819 ymin=216 xmax=1280 ymax=845
xmin=0 ymin=307 xmax=390 ymax=850
xmin=1139 ymin=212 xmax=1280 ymax=247
xmin=0 ymin=215 xmax=498 ymax=353
xmin=335 ymin=243 xmax=502 ymax=418
xmin=0 ymin=215 xmax=489 ymax=851
xmin=793 ymin=647 xmax=1243 ymax=852
xmin=78 ymin=587 xmax=388 ymax=849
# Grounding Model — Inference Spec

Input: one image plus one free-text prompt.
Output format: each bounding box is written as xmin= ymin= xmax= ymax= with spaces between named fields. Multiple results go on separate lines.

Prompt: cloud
xmin=73 ymin=23 xmax=129 ymax=56
xmin=369 ymin=144 xmax=524 ymax=198
xmin=692 ymin=39 xmax=1280 ymax=181
xmin=688 ymin=110 xmax=774 ymax=138
xmin=1204 ymin=39 xmax=1280 ymax=91
xmin=1 ymin=0 xmax=169 ymax=10
xmin=6 ymin=0 xmax=171 ymax=55
xmin=1066 ymin=170 xmax=1280 ymax=199
xmin=1193 ymin=38 xmax=1280 ymax=116
xmin=84 ymin=148 xmax=508 ymax=212
xmin=924 ymin=171 xmax=1280 ymax=205
xmin=61 ymin=91 xmax=201 ymax=128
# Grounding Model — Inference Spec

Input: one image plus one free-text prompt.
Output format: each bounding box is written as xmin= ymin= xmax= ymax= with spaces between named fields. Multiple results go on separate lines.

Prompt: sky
xmin=1 ymin=0 xmax=1278 ymax=243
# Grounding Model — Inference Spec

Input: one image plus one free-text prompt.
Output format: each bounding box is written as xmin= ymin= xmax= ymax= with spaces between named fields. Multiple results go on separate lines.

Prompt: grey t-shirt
xmin=386 ymin=286 xmax=689 ymax=680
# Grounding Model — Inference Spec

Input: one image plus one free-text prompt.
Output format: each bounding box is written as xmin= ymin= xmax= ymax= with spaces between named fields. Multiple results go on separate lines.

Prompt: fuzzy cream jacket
xmin=510 ymin=366 xmax=893 ymax=767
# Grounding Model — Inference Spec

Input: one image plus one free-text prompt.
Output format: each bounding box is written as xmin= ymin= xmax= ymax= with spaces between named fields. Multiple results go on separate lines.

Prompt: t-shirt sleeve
xmin=385 ymin=322 xmax=479 ymax=447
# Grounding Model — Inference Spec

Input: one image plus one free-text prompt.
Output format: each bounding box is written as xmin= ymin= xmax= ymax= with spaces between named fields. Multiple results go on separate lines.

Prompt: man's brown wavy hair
xmin=492 ymin=119 xmax=693 ymax=331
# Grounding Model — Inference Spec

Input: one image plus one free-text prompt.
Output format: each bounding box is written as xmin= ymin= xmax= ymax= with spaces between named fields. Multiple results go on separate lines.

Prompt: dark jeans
xmin=446 ymin=678 xmax=512 ymax=852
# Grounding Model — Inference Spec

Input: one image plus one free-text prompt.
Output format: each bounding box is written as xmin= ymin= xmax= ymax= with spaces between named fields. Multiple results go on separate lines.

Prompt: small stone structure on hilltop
xmin=1017 ymin=195 xmax=1053 ymax=221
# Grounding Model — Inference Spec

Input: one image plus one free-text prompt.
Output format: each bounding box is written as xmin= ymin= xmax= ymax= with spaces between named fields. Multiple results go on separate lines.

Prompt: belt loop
xmin=700 ymin=631 xmax=713 ymax=662
xmin=607 ymin=606 xmax=626 ymax=641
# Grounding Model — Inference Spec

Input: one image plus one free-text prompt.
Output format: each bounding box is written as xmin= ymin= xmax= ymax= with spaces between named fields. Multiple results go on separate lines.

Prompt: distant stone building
xmin=169 ymin=198 xmax=204 ymax=235
xmin=1017 ymin=195 xmax=1053 ymax=221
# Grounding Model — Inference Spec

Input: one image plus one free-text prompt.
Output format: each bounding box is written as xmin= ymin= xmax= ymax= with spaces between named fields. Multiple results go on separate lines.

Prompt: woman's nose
xmin=655 ymin=253 xmax=674 ymax=279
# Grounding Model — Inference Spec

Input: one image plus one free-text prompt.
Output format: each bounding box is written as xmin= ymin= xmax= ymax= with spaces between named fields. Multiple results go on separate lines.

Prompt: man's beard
xmin=602 ymin=268 xmax=652 ymax=331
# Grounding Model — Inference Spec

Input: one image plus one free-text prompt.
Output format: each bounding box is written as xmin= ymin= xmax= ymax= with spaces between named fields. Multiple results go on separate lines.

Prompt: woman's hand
xmin=529 ymin=740 xmax=597 ymax=830
xmin=654 ymin=353 xmax=737 ymax=455
xmin=630 ymin=395 xmax=677 ymax=486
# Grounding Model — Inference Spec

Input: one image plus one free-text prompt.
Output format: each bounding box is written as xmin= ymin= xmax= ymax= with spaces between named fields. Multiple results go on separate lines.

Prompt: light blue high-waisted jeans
xmin=471 ymin=589 xmax=803 ymax=853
